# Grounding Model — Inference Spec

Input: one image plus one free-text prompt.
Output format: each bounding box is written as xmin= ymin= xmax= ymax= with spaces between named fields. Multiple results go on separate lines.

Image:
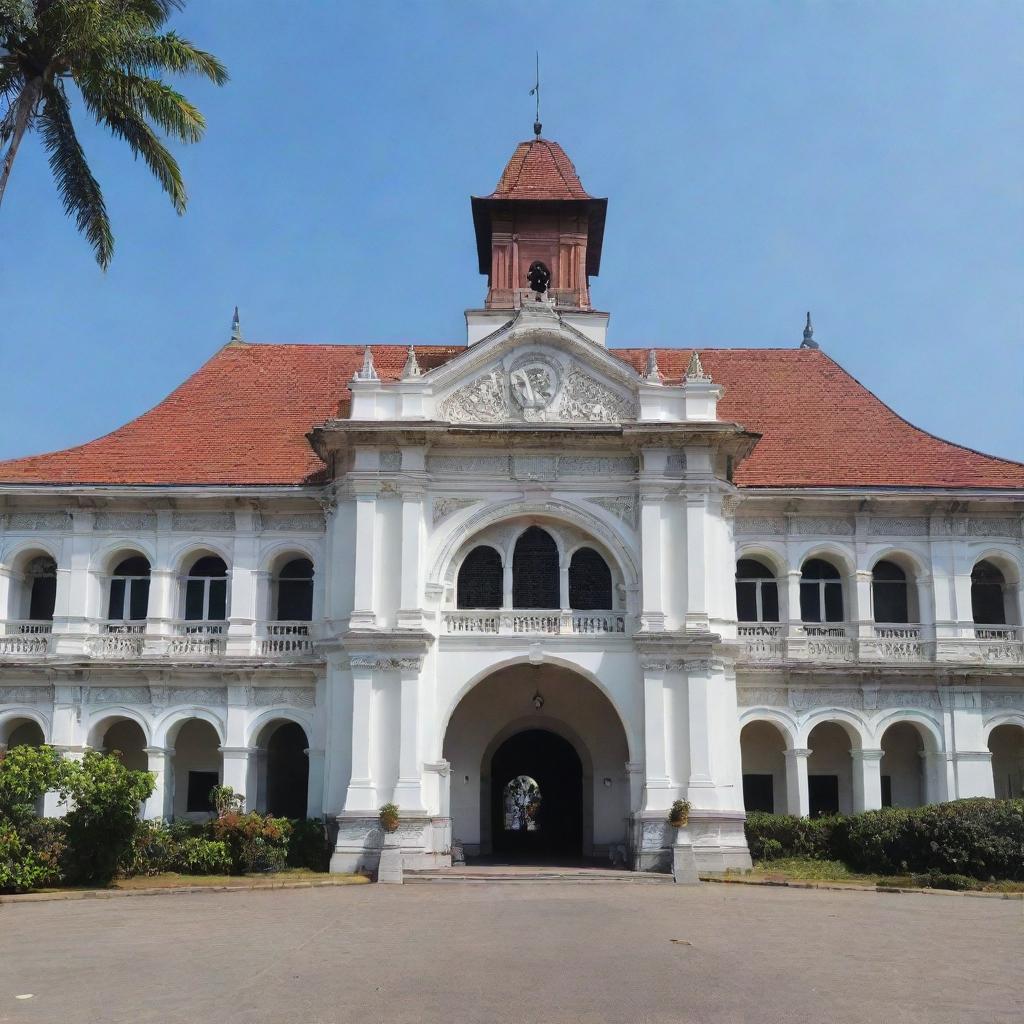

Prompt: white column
xmin=685 ymin=495 xmax=709 ymax=631
xmin=144 ymin=746 xmax=173 ymax=819
xmin=559 ymin=564 xmax=570 ymax=610
xmin=305 ymin=748 xmax=325 ymax=818
xmin=853 ymin=570 xmax=873 ymax=638
xmin=393 ymin=658 xmax=427 ymax=812
xmin=641 ymin=662 xmax=670 ymax=809
xmin=219 ymin=746 xmax=255 ymax=807
xmin=502 ymin=561 xmax=513 ymax=608
xmin=52 ymin=510 xmax=94 ymax=653
xmin=148 ymin=568 xmax=176 ymax=643
xmin=344 ymin=659 xmax=377 ymax=810
xmin=639 ymin=491 xmax=666 ymax=632
xmin=784 ymin=748 xmax=811 ymax=817
xmin=686 ymin=660 xmax=716 ymax=803
xmin=785 ymin=570 xmax=802 ymax=630
xmin=852 ymin=748 xmax=884 ymax=812
xmin=397 ymin=488 xmax=426 ymax=630
xmin=0 ymin=567 xmax=14 ymax=621
xmin=350 ymin=488 xmax=378 ymax=629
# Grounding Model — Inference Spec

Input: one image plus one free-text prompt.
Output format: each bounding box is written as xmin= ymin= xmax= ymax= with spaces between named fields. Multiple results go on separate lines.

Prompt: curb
xmin=700 ymin=875 xmax=1024 ymax=900
xmin=0 ymin=876 xmax=371 ymax=905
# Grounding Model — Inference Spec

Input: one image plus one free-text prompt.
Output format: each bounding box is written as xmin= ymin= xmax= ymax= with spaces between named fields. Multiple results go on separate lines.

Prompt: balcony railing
xmin=738 ymin=622 xmax=1024 ymax=664
xmin=258 ymin=622 xmax=315 ymax=656
xmin=442 ymin=610 xmax=627 ymax=636
xmin=169 ymin=621 xmax=228 ymax=657
xmin=0 ymin=621 xmax=53 ymax=656
xmin=87 ymin=622 xmax=147 ymax=658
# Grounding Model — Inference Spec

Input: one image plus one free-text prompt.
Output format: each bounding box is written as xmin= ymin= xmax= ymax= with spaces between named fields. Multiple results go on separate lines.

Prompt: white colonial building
xmin=1 ymin=136 xmax=1022 ymax=873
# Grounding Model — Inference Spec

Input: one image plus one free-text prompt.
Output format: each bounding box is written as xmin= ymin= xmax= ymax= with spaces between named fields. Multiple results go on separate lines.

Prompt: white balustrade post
xmin=852 ymin=749 xmax=884 ymax=812
xmin=784 ymin=748 xmax=811 ymax=817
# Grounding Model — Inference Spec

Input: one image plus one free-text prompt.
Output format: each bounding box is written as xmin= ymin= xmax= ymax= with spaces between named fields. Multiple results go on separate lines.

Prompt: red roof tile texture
xmin=486 ymin=139 xmax=594 ymax=201
xmin=0 ymin=342 xmax=1020 ymax=490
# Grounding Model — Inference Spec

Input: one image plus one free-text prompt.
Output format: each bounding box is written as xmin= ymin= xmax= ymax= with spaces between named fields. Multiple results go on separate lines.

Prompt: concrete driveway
xmin=0 ymin=881 xmax=1020 ymax=1024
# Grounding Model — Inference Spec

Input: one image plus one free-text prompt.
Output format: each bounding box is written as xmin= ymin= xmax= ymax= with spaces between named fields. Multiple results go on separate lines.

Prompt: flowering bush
xmin=210 ymin=811 xmax=292 ymax=873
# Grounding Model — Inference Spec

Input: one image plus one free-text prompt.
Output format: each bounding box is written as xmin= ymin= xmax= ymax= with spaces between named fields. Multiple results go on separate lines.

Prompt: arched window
xmin=184 ymin=556 xmax=228 ymax=622
xmin=568 ymin=548 xmax=612 ymax=610
xmin=457 ymin=546 xmax=503 ymax=609
xmin=872 ymin=560 xmax=909 ymax=624
xmin=735 ymin=558 xmax=779 ymax=622
xmin=276 ymin=558 xmax=314 ymax=621
xmin=108 ymin=556 xmax=151 ymax=622
xmin=800 ymin=558 xmax=844 ymax=623
xmin=26 ymin=556 xmax=57 ymax=621
xmin=512 ymin=527 xmax=559 ymax=609
xmin=971 ymin=561 xmax=1006 ymax=625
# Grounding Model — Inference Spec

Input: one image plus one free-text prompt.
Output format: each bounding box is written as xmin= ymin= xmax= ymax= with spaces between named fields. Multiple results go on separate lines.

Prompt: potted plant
xmin=378 ymin=802 xmax=400 ymax=835
xmin=668 ymin=799 xmax=690 ymax=829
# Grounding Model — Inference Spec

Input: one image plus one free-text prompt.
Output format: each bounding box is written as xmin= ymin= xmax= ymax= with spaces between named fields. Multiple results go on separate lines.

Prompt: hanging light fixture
xmin=531 ymin=690 xmax=545 ymax=710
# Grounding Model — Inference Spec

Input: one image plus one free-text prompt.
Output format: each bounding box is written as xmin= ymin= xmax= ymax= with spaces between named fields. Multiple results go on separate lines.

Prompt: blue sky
xmin=1 ymin=1 xmax=1022 ymax=462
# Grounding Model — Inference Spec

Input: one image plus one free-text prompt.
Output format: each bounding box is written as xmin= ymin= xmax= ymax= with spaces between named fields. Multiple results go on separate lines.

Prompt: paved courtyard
xmin=1 ymin=881 xmax=1021 ymax=1024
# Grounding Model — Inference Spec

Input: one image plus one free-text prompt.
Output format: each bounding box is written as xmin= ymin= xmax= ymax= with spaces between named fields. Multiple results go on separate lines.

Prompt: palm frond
xmin=80 ymin=69 xmax=204 ymax=143
xmin=37 ymin=81 xmax=113 ymax=268
xmin=123 ymin=31 xmax=228 ymax=84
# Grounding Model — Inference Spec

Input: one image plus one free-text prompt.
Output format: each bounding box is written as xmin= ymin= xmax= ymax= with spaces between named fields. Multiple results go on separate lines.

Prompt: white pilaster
xmin=144 ymin=746 xmax=174 ymax=819
xmin=684 ymin=495 xmax=709 ymax=630
xmin=639 ymin=490 xmax=666 ymax=632
xmin=784 ymin=748 xmax=811 ymax=817
xmin=393 ymin=658 xmax=427 ymax=812
xmin=641 ymin=663 xmax=670 ymax=808
xmin=343 ymin=659 xmax=377 ymax=810
xmin=350 ymin=488 xmax=378 ymax=629
xmin=852 ymin=748 xmax=883 ymax=812
xmin=397 ymin=488 xmax=426 ymax=630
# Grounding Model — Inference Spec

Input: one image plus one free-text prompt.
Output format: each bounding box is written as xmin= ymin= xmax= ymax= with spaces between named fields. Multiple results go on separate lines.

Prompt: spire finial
xmin=529 ymin=51 xmax=542 ymax=138
xmin=401 ymin=345 xmax=422 ymax=379
xmin=685 ymin=350 xmax=711 ymax=382
xmin=800 ymin=311 xmax=819 ymax=349
xmin=644 ymin=349 xmax=662 ymax=384
xmin=353 ymin=346 xmax=379 ymax=382
xmin=230 ymin=305 xmax=242 ymax=342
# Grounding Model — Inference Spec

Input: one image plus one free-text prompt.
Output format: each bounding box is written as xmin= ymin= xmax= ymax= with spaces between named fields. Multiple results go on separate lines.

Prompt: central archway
xmin=442 ymin=663 xmax=630 ymax=863
xmin=491 ymin=730 xmax=583 ymax=858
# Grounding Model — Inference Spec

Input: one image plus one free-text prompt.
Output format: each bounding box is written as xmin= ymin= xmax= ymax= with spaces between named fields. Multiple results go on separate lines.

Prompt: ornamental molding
xmin=789 ymin=688 xmax=864 ymax=710
xmin=432 ymin=498 xmax=480 ymax=527
xmin=93 ymin=512 xmax=157 ymax=531
xmin=933 ymin=516 xmax=1022 ymax=538
xmin=149 ymin=685 xmax=227 ymax=711
xmin=508 ymin=353 xmax=561 ymax=421
xmin=868 ymin=517 xmax=928 ymax=537
xmin=737 ymin=687 xmax=788 ymax=707
xmin=0 ymin=685 xmax=54 ymax=703
xmin=86 ymin=686 xmax=151 ymax=705
xmin=348 ymin=655 xmax=423 ymax=671
xmin=426 ymin=454 xmax=639 ymax=479
xmin=735 ymin=516 xmax=786 ymax=536
xmin=260 ymin=513 xmax=325 ymax=533
xmin=556 ymin=368 xmax=638 ymax=423
xmin=428 ymin=454 xmax=510 ymax=476
xmin=981 ymin=692 xmax=1024 ymax=710
xmin=171 ymin=512 xmax=234 ymax=532
xmin=512 ymin=455 xmax=557 ymax=481
xmin=379 ymin=451 xmax=402 ymax=472
xmin=587 ymin=496 xmax=638 ymax=529
xmin=438 ymin=370 xmax=511 ymax=423
xmin=247 ymin=686 xmax=315 ymax=708
xmin=666 ymin=452 xmax=688 ymax=476
xmin=790 ymin=516 xmax=854 ymax=536
xmin=4 ymin=512 xmax=71 ymax=531
xmin=874 ymin=690 xmax=942 ymax=710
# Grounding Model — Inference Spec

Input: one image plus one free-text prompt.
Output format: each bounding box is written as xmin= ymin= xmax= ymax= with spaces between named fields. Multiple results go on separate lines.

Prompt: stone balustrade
xmin=442 ymin=610 xmax=627 ymax=636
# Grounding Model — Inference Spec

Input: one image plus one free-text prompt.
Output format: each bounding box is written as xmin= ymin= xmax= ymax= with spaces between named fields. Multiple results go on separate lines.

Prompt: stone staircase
xmin=405 ymin=866 xmax=673 ymax=885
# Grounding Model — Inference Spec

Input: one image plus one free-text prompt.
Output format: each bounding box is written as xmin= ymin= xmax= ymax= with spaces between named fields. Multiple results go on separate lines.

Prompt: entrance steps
xmin=405 ymin=866 xmax=672 ymax=885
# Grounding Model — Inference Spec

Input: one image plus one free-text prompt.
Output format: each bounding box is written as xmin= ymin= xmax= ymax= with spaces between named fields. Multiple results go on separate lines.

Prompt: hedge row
xmin=745 ymin=799 xmax=1024 ymax=881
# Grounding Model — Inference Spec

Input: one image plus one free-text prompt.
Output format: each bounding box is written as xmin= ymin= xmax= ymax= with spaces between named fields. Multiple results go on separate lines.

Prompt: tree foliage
xmin=0 ymin=0 xmax=227 ymax=266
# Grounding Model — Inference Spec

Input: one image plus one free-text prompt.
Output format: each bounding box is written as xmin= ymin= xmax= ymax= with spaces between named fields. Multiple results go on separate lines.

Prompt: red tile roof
xmin=487 ymin=139 xmax=594 ymax=201
xmin=0 ymin=342 xmax=1021 ymax=490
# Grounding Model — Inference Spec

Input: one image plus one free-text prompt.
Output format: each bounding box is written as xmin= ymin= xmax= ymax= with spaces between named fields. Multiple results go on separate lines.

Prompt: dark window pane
xmin=184 ymin=579 xmax=204 ymax=620
xmin=873 ymin=581 xmax=908 ymax=623
xmin=568 ymin=548 xmax=612 ymax=610
xmin=512 ymin=528 xmax=559 ymax=609
xmin=736 ymin=581 xmax=758 ymax=622
xmin=761 ymin=582 xmax=780 ymax=622
xmin=743 ymin=774 xmax=774 ymax=813
xmin=873 ymin=560 xmax=905 ymax=582
xmin=129 ymin=578 xmax=150 ymax=621
xmin=736 ymin=559 xmax=773 ymax=580
xmin=824 ymin=581 xmax=844 ymax=622
xmin=809 ymin=775 xmax=840 ymax=817
xmin=114 ymin=556 xmax=150 ymax=577
xmin=186 ymin=771 xmax=219 ymax=813
xmin=803 ymin=558 xmax=840 ymax=580
xmin=881 ymin=776 xmax=893 ymax=808
xmin=209 ymin=578 xmax=227 ymax=621
xmin=190 ymin=556 xmax=227 ymax=578
xmin=280 ymin=558 xmax=313 ymax=580
xmin=800 ymin=581 xmax=821 ymax=622
xmin=278 ymin=579 xmax=313 ymax=621
xmin=29 ymin=576 xmax=56 ymax=621
xmin=457 ymin=546 xmax=503 ymax=609
xmin=971 ymin=583 xmax=1005 ymax=625
xmin=108 ymin=578 xmax=126 ymax=620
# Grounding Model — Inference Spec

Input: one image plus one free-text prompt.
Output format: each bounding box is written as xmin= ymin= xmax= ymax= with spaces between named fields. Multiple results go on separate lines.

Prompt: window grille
xmin=512 ymin=527 xmax=559 ymax=609
xmin=568 ymin=547 xmax=612 ymax=610
xmin=457 ymin=546 xmax=503 ymax=609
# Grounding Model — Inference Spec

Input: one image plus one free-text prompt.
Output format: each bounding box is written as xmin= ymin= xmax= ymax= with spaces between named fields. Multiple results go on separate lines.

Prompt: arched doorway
xmin=263 ymin=721 xmax=310 ymax=819
xmin=442 ymin=663 xmax=630 ymax=863
xmin=988 ymin=724 xmax=1024 ymax=799
xmin=490 ymin=730 xmax=583 ymax=859
xmin=740 ymin=720 xmax=788 ymax=813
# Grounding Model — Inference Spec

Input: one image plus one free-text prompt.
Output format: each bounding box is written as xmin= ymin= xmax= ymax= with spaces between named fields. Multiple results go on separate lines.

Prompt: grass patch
xmin=33 ymin=868 xmax=369 ymax=893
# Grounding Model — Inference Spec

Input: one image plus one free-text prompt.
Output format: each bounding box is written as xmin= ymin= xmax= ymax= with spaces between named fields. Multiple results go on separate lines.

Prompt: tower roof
xmin=472 ymin=138 xmax=607 ymax=277
xmin=487 ymin=139 xmax=594 ymax=200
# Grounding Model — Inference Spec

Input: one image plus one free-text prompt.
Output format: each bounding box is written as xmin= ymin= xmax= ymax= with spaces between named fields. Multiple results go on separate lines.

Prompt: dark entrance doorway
xmin=265 ymin=722 xmax=309 ymax=819
xmin=490 ymin=730 xmax=583 ymax=859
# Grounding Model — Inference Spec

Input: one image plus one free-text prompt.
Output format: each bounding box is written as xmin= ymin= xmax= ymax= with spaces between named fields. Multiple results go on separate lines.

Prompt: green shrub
xmin=168 ymin=836 xmax=232 ymax=875
xmin=287 ymin=818 xmax=330 ymax=871
xmin=210 ymin=812 xmax=292 ymax=874
xmin=0 ymin=820 xmax=48 ymax=893
xmin=914 ymin=799 xmax=1024 ymax=881
xmin=744 ymin=811 xmax=838 ymax=860
xmin=832 ymin=807 xmax=917 ymax=875
xmin=60 ymin=750 xmax=154 ymax=886
xmin=0 ymin=745 xmax=68 ymax=827
xmin=912 ymin=869 xmax=982 ymax=891
xmin=20 ymin=817 xmax=67 ymax=886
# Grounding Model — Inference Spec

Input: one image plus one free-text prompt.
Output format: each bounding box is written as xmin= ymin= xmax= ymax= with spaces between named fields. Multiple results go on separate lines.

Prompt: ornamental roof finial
xmin=230 ymin=306 xmax=242 ymax=342
xmin=401 ymin=345 xmax=422 ymax=379
xmin=353 ymin=346 xmax=379 ymax=382
xmin=644 ymin=349 xmax=662 ymax=384
xmin=685 ymin=350 xmax=710 ymax=382
xmin=801 ymin=311 xmax=819 ymax=349
xmin=530 ymin=51 xmax=542 ymax=139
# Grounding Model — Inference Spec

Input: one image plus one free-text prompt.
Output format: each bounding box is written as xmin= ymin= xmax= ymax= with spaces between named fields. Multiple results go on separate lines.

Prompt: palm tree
xmin=0 ymin=0 xmax=227 ymax=267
